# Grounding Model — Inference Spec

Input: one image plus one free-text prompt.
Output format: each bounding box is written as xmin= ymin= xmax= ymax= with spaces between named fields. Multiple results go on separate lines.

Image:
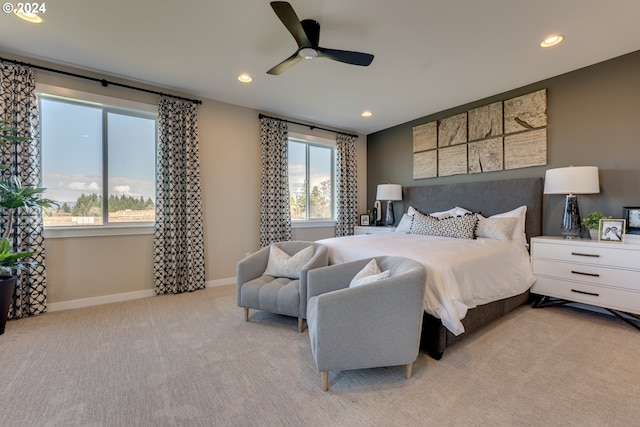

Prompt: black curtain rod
xmin=0 ymin=56 xmax=202 ymax=105
xmin=259 ymin=114 xmax=357 ymax=138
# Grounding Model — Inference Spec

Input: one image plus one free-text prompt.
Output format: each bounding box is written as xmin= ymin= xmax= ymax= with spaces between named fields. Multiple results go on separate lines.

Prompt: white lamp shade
xmin=376 ymin=184 xmax=402 ymax=201
xmin=543 ymin=166 xmax=600 ymax=195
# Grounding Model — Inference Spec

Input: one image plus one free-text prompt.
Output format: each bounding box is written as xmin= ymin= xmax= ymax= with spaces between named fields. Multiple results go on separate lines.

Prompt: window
xmin=288 ymin=134 xmax=335 ymax=223
xmin=39 ymin=88 xmax=157 ymax=228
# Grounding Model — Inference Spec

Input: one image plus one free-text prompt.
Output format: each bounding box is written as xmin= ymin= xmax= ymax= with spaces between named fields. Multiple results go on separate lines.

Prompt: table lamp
xmin=544 ymin=166 xmax=600 ymax=239
xmin=376 ymin=184 xmax=402 ymax=226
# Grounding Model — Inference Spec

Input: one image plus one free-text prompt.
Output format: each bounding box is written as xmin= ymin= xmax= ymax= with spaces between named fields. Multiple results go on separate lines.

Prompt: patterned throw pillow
xmin=263 ymin=245 xmax=314 ymax=279
xmin=476 ymin=217 xmax=519 ymax=241
xmin=410 ymin=210 xmax=478 ymax=239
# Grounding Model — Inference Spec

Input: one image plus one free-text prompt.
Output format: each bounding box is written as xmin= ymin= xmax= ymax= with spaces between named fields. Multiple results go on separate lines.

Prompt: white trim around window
xmin=44 ymin=224 xmax=154 ymax=239
xmin=291 ymin=220 xmax=336 ymax=229
xmin=36 ymin=83 xmax=158 ymax=114
xmin=37 ymin=83 xmax=158 ymax=238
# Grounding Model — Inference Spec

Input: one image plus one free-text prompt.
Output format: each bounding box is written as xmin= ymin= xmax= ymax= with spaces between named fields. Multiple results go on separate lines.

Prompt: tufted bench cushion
xmin=240 ymin=276 xmax=301 ymax=318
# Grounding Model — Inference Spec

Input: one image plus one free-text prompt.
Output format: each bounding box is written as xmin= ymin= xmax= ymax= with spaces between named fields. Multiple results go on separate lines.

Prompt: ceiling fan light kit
xmin=267 ymin=1 xmax=374 ymax=75
xmin=298 ymin=48 xmax=318 ymax=60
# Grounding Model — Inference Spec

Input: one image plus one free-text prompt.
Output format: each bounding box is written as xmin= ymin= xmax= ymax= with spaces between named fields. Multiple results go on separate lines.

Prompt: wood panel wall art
xmin=412 ymin=89 xmax=547 ymax=179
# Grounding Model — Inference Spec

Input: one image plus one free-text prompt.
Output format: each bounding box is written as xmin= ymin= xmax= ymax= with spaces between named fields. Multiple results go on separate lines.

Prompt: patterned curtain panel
xmin=0 ymin=62 xmax=47 ymax=318
xmin=153 ymin=97 xmax=205 ymax=294
xmin=259 ymin=117 xmax=291 ymax=247
xmin=335 ymin=133 xmax=358 ymax=237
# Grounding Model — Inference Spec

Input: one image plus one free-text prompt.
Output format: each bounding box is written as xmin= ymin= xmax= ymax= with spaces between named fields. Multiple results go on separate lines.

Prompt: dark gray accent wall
xmin=367 ymin=50 xmax=640 ymax=236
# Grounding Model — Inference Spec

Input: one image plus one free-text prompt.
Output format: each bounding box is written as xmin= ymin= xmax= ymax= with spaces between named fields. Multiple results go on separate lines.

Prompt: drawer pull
xmin=571 ymin=289 xmax=599 ymax=297
xmin=571 ymin=252 xmax=600 ymax=258
xmin=571 ymin=270 xmax=600 ymax=278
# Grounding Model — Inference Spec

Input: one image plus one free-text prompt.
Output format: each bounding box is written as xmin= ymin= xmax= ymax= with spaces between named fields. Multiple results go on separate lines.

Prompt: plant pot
xmin=0 ymin=275 xmax=16 ymax=335
xmin=589 ymin=229 xmax=599 ymax=240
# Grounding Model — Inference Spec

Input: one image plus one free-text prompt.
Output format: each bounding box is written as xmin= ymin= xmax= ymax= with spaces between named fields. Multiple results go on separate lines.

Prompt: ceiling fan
xmin=267 ymin=1 xmax=375 ymax=75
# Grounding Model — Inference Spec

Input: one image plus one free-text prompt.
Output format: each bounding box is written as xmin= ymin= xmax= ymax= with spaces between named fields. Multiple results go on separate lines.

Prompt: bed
xmin=318 ymin=177 xmax=543 ymax=359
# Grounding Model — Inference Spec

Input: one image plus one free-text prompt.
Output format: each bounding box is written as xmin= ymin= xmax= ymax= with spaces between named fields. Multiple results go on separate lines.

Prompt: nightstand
xmin=530 ymin=236 xmax=640 ymax=329
xmin=353 ymin=226 xmax=396 ymax=235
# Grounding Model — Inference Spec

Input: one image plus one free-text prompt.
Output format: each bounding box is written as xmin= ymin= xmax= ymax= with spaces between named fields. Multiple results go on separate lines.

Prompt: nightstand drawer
xmin=353 ymin=226 xmax=396 ymax=235
xmin=532 ymin=276 xmax=640 ymax=314
xmin=533 ymin=259 xmax=640 ymax=291
xmin=532 ymin=242 xmax=639 ymax=269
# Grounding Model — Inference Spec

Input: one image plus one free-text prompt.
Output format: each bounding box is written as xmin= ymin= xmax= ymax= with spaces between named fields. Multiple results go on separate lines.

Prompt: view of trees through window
xmin=288 ymin=138 xmax=334 ymax=221
xmin=40 ymin=96 xmax=156 ymax=226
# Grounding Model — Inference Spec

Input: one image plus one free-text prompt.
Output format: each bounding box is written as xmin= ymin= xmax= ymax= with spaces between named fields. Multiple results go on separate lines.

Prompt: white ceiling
xmin=1 ymin=1 xmax=640 ymax=135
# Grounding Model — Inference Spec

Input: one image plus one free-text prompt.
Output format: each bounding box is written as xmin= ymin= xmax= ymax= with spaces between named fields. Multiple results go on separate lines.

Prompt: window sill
xmin=44 ymin=224 xmax=154 ymax=239
xmin=291 ymin=220 xmax=336 ymax=229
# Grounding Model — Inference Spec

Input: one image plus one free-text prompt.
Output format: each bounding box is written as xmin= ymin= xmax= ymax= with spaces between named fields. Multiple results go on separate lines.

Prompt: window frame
xmin=37 ymin=84 xmax=158 ymax=238
xmin=288 ymin=131 xmax=336 ymax=228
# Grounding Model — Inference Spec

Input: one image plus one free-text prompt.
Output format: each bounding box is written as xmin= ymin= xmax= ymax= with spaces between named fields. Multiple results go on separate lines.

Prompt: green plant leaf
xmin=0 ymin=117 xmax=52 ymax=272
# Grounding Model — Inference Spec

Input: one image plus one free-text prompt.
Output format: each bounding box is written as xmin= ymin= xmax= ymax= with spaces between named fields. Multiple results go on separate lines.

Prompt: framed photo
xmin=360 ymin=214 xmax=370 ymax=226
xmin=598 ymin=218 xmax=626 ymax=242
xmin=623 ymin=207 xmax=640 ymax=235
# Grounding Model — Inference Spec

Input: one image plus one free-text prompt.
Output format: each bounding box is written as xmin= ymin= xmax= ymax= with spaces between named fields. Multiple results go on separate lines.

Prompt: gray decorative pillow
xmin=410 ymin=210 xmax=478 ymax=239
xmin=476 ymin=217 xmax=519 ymax=241
xmin=483 ymin=205 xmax=527 ymax=244
xmin=263 ymin=245 xmax=314 ymax=279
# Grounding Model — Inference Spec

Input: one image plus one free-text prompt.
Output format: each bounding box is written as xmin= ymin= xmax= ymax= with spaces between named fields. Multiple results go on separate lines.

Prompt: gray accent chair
xmin=306 ymin=256 xmax=427 ymax=391
xmin=237 ymin=241 xmax=328 ymax=332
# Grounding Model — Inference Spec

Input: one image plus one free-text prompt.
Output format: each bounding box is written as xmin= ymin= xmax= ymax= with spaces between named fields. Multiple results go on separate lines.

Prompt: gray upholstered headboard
xmin=404 ymin=178 xmax=543 ymax=243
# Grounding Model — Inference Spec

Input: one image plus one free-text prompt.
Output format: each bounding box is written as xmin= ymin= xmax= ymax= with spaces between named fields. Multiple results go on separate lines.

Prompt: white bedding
xmin=317 ymin=233 xmax=536 ymax=336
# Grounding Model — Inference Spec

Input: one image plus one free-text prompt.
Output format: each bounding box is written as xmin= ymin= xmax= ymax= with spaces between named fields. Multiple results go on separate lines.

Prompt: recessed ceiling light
xmin=238 ymin=74 xmax=253 ymax=83
xmin=13 ymin=10 xmax=43 ymax=23
xmin=361 ymin=111 xmax=373 ymax=118
xmin=540 ymin=35 xmax=564 ymax=48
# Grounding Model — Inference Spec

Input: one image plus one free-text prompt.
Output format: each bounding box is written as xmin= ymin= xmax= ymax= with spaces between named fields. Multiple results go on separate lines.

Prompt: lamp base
xmin=385 ymin=200 xmax=395 ymax=226
xmin=561 ymin=194 xmax=581 ymax=239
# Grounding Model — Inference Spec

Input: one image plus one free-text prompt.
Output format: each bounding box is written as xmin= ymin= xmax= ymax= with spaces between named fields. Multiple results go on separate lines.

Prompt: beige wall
xmin=1 ymin=52 xmax=367 ymax=306
xmin=44 ymin=234 xmax=154 ymax=303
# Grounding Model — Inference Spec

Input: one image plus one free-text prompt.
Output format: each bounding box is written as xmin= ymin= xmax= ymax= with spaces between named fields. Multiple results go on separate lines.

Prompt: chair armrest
xmin=236 ymin=246 xmax=270 ymax=305
xmin=306 ymin=258 xmax=373 ymax=301
xmin=298 ymin=245 xmax=329 ymax=318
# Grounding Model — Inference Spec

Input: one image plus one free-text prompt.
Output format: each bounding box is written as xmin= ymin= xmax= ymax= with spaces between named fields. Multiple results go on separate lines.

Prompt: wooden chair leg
xmin=298 ymin=317 xmax=304 ymax=333
xmin=244 ymin=307 xmax=249 ymax=322
xmin=405 ymin=362 xmax=413 ymax=379
xmin=321 ymin=371 xmax=329 ymax=392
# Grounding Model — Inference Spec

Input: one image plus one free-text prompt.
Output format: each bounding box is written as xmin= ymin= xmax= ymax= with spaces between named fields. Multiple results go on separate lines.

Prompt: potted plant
xmin=0 ymin=118 xmax=55 ymax=335
xmin=582 ymin=211 xmax=612 ymax=240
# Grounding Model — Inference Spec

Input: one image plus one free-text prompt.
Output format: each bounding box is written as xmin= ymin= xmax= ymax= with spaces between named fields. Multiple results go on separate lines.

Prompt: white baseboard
xmin=206 ymin=277 xmax=236 ymax=287
xmin=47 ymin=277 xmax=236 ymax=312
xmin=48 ymin=289 xmax=156 ymax=312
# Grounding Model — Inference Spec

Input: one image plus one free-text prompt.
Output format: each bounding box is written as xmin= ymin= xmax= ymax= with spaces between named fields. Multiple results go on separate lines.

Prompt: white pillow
xmin=263 ymin=245 xmax=314 ymax=279
xmin=350 ymin=259 xmax=391 ymax=288
xmin=395 ymin=213 xmax=413 ymax=233
xmin=430 ymin=206 xmax=473 ymax=219
xmin=476 ymin=217 xmax=519 ymax=242
xmin=407 ymin=206 xmax=418 ymax=216
xmin=484 ymin=205 xmax=527 ymax=244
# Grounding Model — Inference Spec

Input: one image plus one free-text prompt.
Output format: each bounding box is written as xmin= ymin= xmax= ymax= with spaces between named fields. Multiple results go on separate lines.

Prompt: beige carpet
xmin=1 ymin=284 xmax=639 ymax=427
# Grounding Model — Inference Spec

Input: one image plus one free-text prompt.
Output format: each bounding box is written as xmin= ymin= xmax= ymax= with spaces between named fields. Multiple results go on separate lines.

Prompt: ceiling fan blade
xmin=267 ymin=52 xmax=303 ymax=75
xmin=270 ymin=1 xmax=311 ymax=48
xmin=317 ymin=47 xmax=374 ymax=66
